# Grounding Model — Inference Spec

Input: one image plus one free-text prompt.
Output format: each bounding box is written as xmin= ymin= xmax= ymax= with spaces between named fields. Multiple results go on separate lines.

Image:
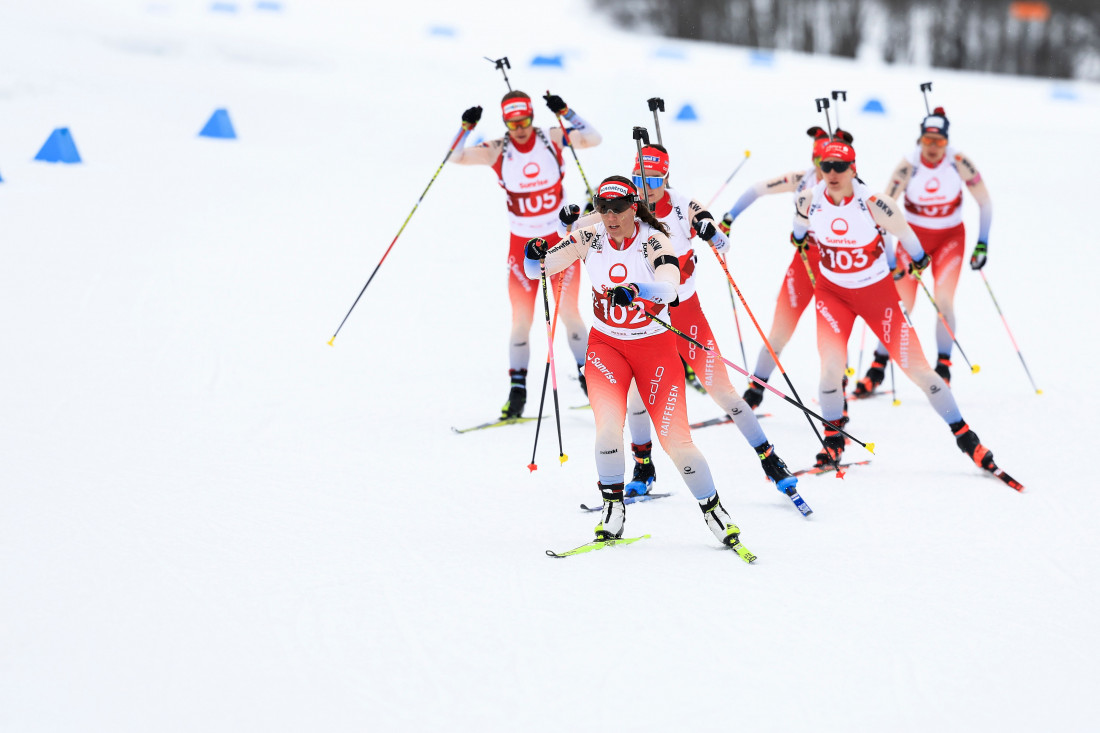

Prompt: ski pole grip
xmin=632 ymin=126 xmax=650 ymax=144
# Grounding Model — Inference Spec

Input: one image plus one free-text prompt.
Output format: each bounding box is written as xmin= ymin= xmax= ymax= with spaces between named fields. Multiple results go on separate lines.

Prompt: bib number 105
xmin=513 ymin=191 xmax=560 ymax=216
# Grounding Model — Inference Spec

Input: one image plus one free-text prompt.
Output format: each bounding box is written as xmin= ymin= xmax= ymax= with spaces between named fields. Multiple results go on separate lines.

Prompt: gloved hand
xmin=892 ymin=263 xmax=907 ymax=281
xmin=692 ymin=211 xmax=717 ymax=241
xmin=791 ymin=232 xmax=809 ymax=252
xmin=525 ymin=237 xmax=549 ymax=260
xmin=559 ymin=204 xmax=580 ymax=227
xmin=719 ymin=213 xmax=733 ymax=236
xmin=461 ymin=106 xmax=482 ymax=129
xmin=608 ymin=283 xmax=639 ymax=307
xmin=582 ymin=200 xmax=595 ymax=216
xmin=543 ymin=93 xmax=568 ymax=115
xmin=969 ymin=241 xmax=988 ymax=270
xmin=909 ymin=252 xmax=931 ymax=276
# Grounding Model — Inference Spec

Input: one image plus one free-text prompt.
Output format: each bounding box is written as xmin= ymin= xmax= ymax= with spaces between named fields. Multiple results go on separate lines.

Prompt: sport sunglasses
xmin=594 ymin=197 xmax=636 ymax=214
xmin=631 ymin=174 xmax=666 ymax=189
xmin=505 ymin=116 xmax=533 ymax=130
xmin=920 ymin=135 xmax=948 ymax=147
xmin=819 ymin=160 xmax=852 ymax=174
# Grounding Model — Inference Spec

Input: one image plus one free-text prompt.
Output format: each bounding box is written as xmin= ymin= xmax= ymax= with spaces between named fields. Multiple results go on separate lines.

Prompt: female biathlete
xmin=525 ymin=176 xmax=752 ymax=549
xmin=854 ymin=107 xmax=993 ymax=395
xmin=451 ymin=91 xmax=602 ymax=419
xmin=794 ymin=139 xmax=1018 ymax=488
xmin=719 ymin=127 xmax=852 ymax=409
xmin=559 ymin=145 xmax=798 ymax=500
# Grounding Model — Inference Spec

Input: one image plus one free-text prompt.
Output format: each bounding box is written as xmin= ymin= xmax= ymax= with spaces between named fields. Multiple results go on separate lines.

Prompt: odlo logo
xmin=925 ymin=177 xmax=941 ymax=193
xmin=830 ymin=218 xmax=849 ymax=236
xmin=609 ymin=263 xmax=628 ymax=284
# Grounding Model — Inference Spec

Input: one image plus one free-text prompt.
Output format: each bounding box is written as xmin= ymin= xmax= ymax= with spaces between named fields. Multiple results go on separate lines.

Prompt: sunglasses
xmin=631 ymin=174 xmax=666 ymax=189
xmin=819 ymin=160 xmax=852 ymax=174
xmin=594 ymin=197 xmax=635 ymax=214
xmin=921 ymin=135 xmax=948 ymax=147
xmin=505 ymin=116 xmax=533 ymax=130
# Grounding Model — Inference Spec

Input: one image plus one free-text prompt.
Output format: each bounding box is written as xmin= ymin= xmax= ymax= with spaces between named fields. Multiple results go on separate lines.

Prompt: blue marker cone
xmin=35 ymin=128 xmax=82 ymax=163
xmin=675 ymin=104 xmax=698 ymax=121
xmin=199 ymin=109 xmax=237 ymax=139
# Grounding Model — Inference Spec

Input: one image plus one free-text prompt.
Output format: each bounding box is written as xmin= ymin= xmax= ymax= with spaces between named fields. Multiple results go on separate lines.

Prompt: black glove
xmin=969 ymin=241 xmax=988 ymax=270
xmin=543 ymin=93 xmax=568 ymax=115
xmin=692 ymin=211 xmax=717 ymax=241
xmin=582 ymin=200 xmax=595 ymax=215
xmin=525 ymin=237 xmax=549 ymax=260
xmin=908 ymin=252 xmax=931 ymax=276
xmin=461 ymin=106 xmax=482 ymax=128
xmin=791 ymin=232 xmax=809 ymax=252
xmin=559 ymin=204 xmax=580 ymax=227
xmin=609 ymin=284 xmax=639 ymax=307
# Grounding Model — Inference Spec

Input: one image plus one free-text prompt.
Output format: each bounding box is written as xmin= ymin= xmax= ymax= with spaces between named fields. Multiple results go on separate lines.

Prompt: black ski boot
xmin=755 ymin=442 xmax=797 ymax=493
xmin=683 ymin=358 xmax=706 ymax=394
xmin=950 ymin=420 xmax=994 ymax=470
xmin=814 ymin=416 xmax=848 ymax=468
xmin=743 ymin=377 xmax=766 ymax=409
xmin=577 ymin=362 xmax=588 ymax=398
xmin=935 ymin=353 xmax=952 ymax=385
xmin=501 ymin=369 xmax=527 ymax=420
xmin=625 ymin=442 xmax=656 ymax=497
xmin=853 ymin=354 xmax=888 ymax=397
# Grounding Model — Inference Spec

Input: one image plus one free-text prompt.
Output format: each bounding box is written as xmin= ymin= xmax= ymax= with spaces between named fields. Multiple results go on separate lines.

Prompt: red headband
xmin=501 ymin=97 xmax=533 ymax=121
xmin=821 ymin=141 xmax=856 ymax=163
xmin=597 ymin=180 xmax=636 ymax=199
xmin=812 ymin=137 xmax=830 ymax=160
xmin=634 ymin=146 xmax=670 ymax=176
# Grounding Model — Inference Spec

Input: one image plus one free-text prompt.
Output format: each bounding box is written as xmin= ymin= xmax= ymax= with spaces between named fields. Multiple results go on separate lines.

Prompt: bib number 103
xmin=822 ymin=247 xmax=870 ymax=272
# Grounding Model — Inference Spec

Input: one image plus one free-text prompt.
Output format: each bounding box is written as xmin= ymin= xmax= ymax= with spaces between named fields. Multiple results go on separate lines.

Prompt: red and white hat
xmin=634 ymin=146 xmax=670 ymax=176
xmin=501 ymin=95 xmax=533 ymax=121
xmin=821 ymin=140 xmax=856 ymax=163
xmin=596 ymin=179 xmax=637 ymax=200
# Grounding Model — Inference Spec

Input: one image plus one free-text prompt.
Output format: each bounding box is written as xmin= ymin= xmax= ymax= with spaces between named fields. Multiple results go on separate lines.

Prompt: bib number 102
xmin=594 ymin=293 xmax=648 ymax=327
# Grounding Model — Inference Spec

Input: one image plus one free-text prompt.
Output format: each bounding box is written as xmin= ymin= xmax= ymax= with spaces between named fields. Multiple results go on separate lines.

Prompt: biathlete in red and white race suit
xmin=854 ymin=107 xmax=993 ymax=396
xmin=719 ymin=127 xmax=852 ymax=409
xmin=795 ymin=140 xmax=1006 ymax=476
xmin=451 ymin=91 xmax=602 ymax=419
xmin=524 ymin=176 xmax=750 ymax=548
xmin=561 ymin=145 xmax=798 ymax=499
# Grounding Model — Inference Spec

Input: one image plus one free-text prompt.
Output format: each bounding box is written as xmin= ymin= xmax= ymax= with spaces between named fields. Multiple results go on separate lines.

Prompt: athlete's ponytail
xmin=598 ymin=175 xmax=671 ymax=237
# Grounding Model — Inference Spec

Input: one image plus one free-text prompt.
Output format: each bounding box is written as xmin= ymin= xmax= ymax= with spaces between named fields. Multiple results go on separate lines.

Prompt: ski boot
xmin=699 ymin=493 xmax=741 ymax=547
xmin=951 ymin=420 xmax=994 ymax=471
xmin=935 ymin=353 xmax=952 ymax=385
xmin=743 ymin=377 xmax=766 ymax=409
xmin=814 ymin=417 xmax=848 ymax=468
xmin=594 ymin=482 xmax=625 ymax=540
xmin=853 ymin=354 xmax=888 ymax=398
xmin=756 ymin=442 xmax=798 ymax=493
xmin=577 ymin=363 xmax=588 ymax=398
xmin=500 ymin=369 xmax=527 ymax=420
xmin=625 ymin=442 xmax=656 ymax=497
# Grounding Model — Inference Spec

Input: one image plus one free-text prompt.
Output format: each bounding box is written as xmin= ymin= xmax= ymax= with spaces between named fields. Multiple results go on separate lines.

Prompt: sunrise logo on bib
xmin=609 ymin=263 xmax=628 ymax=284
xmin=831 ymin=218 xmax=849 ymax=235
xmin=523 ymin=162 xmax=540 ymax=178
xmin=925 ymin=177 xmax=941 ymax=193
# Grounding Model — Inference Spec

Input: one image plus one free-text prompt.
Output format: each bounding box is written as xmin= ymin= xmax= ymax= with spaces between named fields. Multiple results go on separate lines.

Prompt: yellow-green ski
xmin=545 ymin=534 xmax=650 ymax=558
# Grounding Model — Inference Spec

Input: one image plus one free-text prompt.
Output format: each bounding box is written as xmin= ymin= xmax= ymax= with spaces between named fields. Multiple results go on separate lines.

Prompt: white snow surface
xmin=2 ymin=1 xmax=1098 ymax=731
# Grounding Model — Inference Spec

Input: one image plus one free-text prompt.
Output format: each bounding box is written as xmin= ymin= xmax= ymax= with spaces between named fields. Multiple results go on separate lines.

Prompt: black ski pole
xmin=646 ymin=97 xmax=665 ymax=146
xmin=632 ymin=127 xmax=655 ymax=211
xmin=920 ymin=81 xmax=933 ymax=114
xmin=485 ymin=56 xmax=512 ymax=90
xmin=815 ymin=97 xmax=833 ymax=137
xmin=831 ymin=90 xmax=847 ymax=131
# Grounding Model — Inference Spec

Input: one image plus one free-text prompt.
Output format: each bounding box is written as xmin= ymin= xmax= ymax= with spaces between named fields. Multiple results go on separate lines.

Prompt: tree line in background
xmin=595 ymin=0 xmax=1099 ymax=80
